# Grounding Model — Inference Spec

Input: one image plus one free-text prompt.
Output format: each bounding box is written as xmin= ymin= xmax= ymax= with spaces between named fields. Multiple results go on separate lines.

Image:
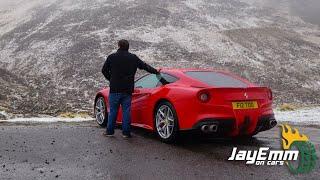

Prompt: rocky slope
xmin=0 ymin=0 xmax=319 ymax=116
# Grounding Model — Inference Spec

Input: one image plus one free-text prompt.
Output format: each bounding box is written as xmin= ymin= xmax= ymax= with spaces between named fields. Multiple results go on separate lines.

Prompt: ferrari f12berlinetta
xmin=94 ymin=69 xmax=277 ymax=143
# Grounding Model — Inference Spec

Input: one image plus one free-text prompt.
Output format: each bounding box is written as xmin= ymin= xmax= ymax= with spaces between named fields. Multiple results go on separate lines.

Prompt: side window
xmin=135 ymin=73 xmax=179 ymax=88
xmin=135 ymin=74 xmax=160 ymax=88
xmin=161 ymin=73 xmax=178 ymax=83
xmin=157 ymin=73 xmax=179 ymax=86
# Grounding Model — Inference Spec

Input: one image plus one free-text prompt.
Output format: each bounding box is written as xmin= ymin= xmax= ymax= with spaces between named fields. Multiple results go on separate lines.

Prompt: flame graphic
xmin=280 ymin=124 xmax=309 ymax=150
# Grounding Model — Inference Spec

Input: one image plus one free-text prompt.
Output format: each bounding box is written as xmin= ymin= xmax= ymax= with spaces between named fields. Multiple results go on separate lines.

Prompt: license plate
xmin=232 ymin=101 xmax=258 ymax=109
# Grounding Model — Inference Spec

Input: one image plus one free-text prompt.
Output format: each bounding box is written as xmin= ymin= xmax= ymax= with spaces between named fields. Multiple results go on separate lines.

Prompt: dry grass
xmin=58 ymin=112 xmax=90 ymax=118
xmin=278 ymin=103 xmax=298 ymax=111
xmin=0 ymin=106 xmax=8 ymax=111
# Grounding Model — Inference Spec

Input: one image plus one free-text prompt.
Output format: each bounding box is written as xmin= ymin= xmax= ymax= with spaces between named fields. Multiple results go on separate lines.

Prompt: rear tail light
xmin=267 ymin=89 xmax=273 ymax=100
xmin=198 ymin=91 xmax=210 ymax=103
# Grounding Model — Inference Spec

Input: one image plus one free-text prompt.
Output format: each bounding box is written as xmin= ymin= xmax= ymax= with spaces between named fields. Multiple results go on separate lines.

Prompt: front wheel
xmin=95 ymin=96 xmax=108 ymax=127
xmin=154 ymin=101 xmax=179 ymax=143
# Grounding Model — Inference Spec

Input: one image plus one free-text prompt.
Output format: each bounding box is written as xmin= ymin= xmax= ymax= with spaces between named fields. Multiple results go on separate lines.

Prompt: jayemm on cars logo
xmin=228 ymin=124 xmax=317 ymax=174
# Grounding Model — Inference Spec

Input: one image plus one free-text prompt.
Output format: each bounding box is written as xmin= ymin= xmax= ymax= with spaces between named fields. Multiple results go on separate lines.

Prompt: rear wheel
xmin=154 ymin=101 xmax=179 ymax=143
xmin=95 ymin=96 xmax=108 ymax=127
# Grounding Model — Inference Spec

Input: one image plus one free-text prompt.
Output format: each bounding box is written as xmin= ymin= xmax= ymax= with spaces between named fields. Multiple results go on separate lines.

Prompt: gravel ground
xmin=0 ymin=121 xmax=319 ymax=180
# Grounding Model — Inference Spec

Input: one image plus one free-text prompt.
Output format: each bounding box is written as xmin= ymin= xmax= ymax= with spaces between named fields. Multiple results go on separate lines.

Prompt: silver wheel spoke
xmin=166 ymin=124 xmax=170 ymax=135
xmin=159 ymin=109 xmax=165 ymax=118
xmin=163 ymin=124 xmax=168 ymax=136
xmin=100 ymin=100 xmax=104 ymax=109
xmin=157 ymin=113 xmax=165 ymax=121
xmin=165 ymin=107 xmax=170 ymax=117
xmin=167 ymin=116 xmax=174 ymax=122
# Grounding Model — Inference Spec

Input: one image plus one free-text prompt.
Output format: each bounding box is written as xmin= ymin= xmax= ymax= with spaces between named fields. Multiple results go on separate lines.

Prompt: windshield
xmin=185 ymin=71 xmax=248 ymax=88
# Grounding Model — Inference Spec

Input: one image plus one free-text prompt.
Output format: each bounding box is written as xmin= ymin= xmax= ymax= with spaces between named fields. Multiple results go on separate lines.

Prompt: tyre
xmin=154 ymin=101 xmax=179 ymax=143
xmin=95 ymin=96 xmax=108 ymax=127
xmin=287 ymin=141 xmax=317 ymax=174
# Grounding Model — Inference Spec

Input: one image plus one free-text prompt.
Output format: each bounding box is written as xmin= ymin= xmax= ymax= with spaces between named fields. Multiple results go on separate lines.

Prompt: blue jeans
xmin=107 ymin=93 xmax=132 ymax=135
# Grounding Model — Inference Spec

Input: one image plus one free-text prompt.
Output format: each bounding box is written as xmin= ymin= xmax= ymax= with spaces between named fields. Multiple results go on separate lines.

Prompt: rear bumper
xmin=191 ymin=114 xmax=277 ymax=136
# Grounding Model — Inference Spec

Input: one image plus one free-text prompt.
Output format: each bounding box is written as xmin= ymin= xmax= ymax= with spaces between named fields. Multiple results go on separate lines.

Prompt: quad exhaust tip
xmin=269 ymin=119 xmax=277 ymax=128
xmin=201 ymin=124 xmax=218 ymax=133
xmin=209 ymin=124 xmax=218 ymax=132
xmin=201 ymin=125 xmax=209 ymax=133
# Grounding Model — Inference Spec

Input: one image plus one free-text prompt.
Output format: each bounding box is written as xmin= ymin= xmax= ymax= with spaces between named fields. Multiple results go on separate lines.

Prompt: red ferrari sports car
xmin=94 ymin=69 xmax=277 ymax=142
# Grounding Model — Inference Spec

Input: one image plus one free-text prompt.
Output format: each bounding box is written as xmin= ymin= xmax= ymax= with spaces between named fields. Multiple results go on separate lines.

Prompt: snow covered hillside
xmin=0 ymin=0 xmax=319 ymax=115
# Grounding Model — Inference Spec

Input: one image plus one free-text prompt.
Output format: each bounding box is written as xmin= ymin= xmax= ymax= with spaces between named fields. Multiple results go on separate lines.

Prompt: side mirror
xmin=133 ymin=89 xmax=141 ymax=94
xmin=156 ymin=74 xmax=162 ymax=79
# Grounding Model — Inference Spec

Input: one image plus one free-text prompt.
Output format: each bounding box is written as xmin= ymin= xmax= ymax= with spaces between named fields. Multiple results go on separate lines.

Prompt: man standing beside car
xmin=102 ymin=39 xmax=159 ymax=138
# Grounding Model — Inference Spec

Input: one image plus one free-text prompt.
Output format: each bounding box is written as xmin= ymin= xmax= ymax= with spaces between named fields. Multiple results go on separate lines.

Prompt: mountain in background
xmin=0 ymin=0 xmax=319 ymax=116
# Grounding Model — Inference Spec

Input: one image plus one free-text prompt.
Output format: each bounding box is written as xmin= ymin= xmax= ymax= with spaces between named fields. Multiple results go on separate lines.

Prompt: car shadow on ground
xmin=127 ymin=125 xmax=268 ymax=147
xmin=93 ymin=123 xmax=276 ymax=161
xmin=125 ymin=126 xmax=271 ymax=160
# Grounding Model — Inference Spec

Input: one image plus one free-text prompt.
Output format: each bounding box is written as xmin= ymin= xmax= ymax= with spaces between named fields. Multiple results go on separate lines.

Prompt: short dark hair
xmin=118 ymin=39 xmax=129 ymax=50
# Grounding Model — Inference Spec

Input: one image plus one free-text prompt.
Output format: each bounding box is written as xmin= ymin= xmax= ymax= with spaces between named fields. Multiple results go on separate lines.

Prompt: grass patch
xmin=61 ymin=122 xmax=82 ymax=126
xmin=278 ymin=103 xmax=297 ymax=111
xmin=58 ymin=112 xmax=90 ymax=118
xmin=0 ymin=106 xmax=8 ymax=111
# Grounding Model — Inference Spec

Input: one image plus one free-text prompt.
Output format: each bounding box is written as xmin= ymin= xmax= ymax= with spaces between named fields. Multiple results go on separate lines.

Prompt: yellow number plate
xmin=232 ymin=101 xmax=258 ymax=109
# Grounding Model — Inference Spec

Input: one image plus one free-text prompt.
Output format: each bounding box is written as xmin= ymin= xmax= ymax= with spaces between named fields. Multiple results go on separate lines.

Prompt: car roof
xmin=160 ymin=68 xmax=232 ymax=75
xmin=159 ymin=68 xmax=254 ymax=86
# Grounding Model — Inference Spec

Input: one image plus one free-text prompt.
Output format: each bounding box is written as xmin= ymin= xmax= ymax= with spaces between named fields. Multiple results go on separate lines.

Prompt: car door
xmin=131 ymin=74 xmax=162 ymax=126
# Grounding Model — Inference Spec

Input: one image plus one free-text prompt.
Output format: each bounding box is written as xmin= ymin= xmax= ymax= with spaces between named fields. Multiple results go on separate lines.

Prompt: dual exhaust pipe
xmin=201 ymin=124 xmax=218 ymax=133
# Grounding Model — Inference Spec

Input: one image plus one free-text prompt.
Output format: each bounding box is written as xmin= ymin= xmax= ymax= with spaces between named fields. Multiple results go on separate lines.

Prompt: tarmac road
xmin=0 ymin=121 xmax=319 ymax=180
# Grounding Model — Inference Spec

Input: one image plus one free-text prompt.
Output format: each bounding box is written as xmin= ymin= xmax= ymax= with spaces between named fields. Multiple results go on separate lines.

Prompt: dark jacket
xmin=102 ymin=49 xmax=158 ymax=94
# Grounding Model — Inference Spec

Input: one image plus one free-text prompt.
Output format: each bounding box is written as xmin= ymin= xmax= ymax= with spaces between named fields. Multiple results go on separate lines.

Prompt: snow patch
xmin=0 ymin=111 xmax=8 ymax=120
xmin=275 ymin=107 xmax=320 ymax=126
xmin=1 ymin=107 xmax=319 ymax=125
xmin=0 ymin=0 xmax=57 ymax=36
xmin=0 ymin=117 xmax=94 ymax=123
xmin=184 ymin=0 xmax=204 ymax=10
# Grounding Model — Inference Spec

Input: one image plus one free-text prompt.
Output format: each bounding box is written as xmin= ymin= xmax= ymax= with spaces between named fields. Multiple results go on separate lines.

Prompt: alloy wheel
xmin=156 ymin=105 xmax=175 ymax=139
xmin=95 ymin=97 xmax=106 ymax=125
